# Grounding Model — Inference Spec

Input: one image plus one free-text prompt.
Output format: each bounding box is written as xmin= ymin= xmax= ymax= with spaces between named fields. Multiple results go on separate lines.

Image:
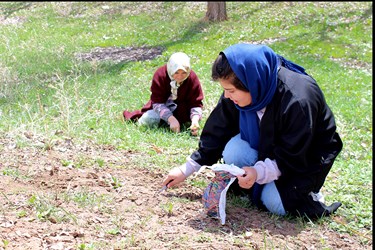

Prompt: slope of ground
xmin=0 ymin=135 xmax=371 ymax=250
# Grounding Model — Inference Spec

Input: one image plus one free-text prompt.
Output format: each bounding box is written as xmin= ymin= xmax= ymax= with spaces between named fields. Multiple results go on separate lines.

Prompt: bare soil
xmin=0 ymin=135 xmax=371 ymax=250
xmin=75 ymin=46 xmax=164 ymax=64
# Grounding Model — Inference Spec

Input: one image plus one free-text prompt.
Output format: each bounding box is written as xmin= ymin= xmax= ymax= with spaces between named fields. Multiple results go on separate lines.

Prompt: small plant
xmin=16 ymin=210 xmax=27 ymax=218
xmin=63 ymin=188 xmax=111 ymax=213
xmin=43 ymin=138 xmax=55 ymax=150
xmin=61 ymin=159 xmax=73 ymax=167
xmin=2 ymin=167 xmax=21 ymax=179
xmin=138 ymin=214 xmax=152 ymax=228
xmin=188 ymin=178 xmax=208 ymax=189
xmin=27 ymin=194 xmax=37 ymax=205
xmin=27 ymin=194 xmax=70 ymax=223
xmin=77 ymin=244 xmax=86 ymax=250
xmin=196 ymin=234 xmax=212 ymax=243
xmin=110 ymin=175 xmax=122 ymax=189
xmin=127 ymin=233 xmax=138 ymax=247
xmin=77 ymin=243 xmax=95 ymax=250
xmin=107 ymin=228 xmax=121 ymax=235
xmin=161 ymin=202 xmax=174 ymax=216
xmin=74 ymin=157 xmax=87 ymax=169
xmin=95 ymin=158 xmax=105 ymax=167
xmin=2 ymin=239 xmax=9 ymax=249
xmin=227 ymin=193 xmax=251 ymax=209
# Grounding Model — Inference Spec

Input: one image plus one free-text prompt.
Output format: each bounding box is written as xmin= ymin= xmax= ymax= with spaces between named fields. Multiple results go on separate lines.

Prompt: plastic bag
xmin=202 ymin=164 xmax=245 ymax=225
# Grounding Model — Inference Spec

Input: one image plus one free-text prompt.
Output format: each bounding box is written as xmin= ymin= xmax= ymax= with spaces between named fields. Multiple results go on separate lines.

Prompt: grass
xmin=0 ymin=0 xmax=372 ymax=243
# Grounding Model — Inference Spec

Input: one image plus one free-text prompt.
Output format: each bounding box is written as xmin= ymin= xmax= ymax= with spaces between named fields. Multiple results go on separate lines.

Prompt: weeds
xmin=161 ymin=201 xmax=174 ymax=216
xmin=27 ymin=194 xmax=71 ymax=223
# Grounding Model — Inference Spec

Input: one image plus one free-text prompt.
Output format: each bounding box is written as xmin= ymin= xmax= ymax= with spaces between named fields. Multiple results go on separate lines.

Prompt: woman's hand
xmin=162 ymin=166 xmax=186 ymax=188
xmin=189 ymin=115 xmax=200 ymax=136
xmin=168 ymin=116 xmax=180 ymax=133
xmin=189 ymin=122 xmax=200 ymax=136
xmin=237 ymin=167 xmax=257 ymax=189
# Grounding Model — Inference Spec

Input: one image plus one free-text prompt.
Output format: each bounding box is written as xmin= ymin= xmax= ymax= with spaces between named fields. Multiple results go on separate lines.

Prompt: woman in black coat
xmin=162 ymin=43 xmax=342 ymax=218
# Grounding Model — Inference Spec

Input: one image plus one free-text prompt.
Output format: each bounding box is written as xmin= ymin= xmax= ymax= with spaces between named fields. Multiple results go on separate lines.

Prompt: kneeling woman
xmin=123 ymin=52 xmax=204 ymax=136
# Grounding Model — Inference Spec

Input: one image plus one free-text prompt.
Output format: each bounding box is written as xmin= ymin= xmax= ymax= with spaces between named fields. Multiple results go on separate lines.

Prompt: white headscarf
xmin=167 ymin=52 xmax=191 ymax=100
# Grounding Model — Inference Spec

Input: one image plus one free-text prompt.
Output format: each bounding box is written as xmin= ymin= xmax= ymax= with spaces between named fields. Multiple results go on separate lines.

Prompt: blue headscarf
xmin=222 ymin=43 xmax=307 ymax=150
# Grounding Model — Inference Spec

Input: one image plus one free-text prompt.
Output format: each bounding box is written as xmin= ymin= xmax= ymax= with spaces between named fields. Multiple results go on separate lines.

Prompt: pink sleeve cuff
xmin=253 ymin=158 xmax=281 ymax=184
xmin=178 ymin=157 xmax=201 ymax=177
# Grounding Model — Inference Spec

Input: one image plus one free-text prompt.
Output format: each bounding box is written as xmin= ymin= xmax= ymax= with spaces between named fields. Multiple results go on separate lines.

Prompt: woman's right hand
xmin=162 ymin=166 xmax=186 ymax=188
xmin=168 ymin=116 xmax=180 ymax=133
xmin=190 ymin=115 xmax=200 ymax=136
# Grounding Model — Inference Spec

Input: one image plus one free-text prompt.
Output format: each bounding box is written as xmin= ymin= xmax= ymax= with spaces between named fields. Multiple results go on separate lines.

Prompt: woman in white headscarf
xmin=123 ymin=52 xmax=204 ymax=135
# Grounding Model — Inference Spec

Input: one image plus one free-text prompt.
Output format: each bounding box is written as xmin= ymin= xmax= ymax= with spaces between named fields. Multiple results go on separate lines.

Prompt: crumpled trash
xmin=202 ymin=163 xmax=245 ymax=225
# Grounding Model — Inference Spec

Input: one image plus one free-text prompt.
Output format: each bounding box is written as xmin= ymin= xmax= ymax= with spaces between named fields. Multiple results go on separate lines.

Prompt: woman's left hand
xmin=237 ymin=167 xmax=257 ymax=189
xmin=189 ymin=122 xmax=200 ymax=136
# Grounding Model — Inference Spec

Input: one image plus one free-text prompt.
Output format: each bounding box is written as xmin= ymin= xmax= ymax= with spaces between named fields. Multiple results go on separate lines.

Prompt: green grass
xmin=0 ymin=1 xmax=372 ymax=240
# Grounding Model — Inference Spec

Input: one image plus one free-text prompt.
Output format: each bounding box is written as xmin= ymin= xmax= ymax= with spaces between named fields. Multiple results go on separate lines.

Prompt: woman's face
xmin=173 ymin=69 xmax=188 ymax=83
xmin=219 ymin=78 xmax=252 ymax=107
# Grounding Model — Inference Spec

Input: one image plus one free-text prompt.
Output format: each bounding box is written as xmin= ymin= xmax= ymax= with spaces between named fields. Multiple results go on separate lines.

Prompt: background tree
xmin=205 ymin=2 xmax=227 ymax=22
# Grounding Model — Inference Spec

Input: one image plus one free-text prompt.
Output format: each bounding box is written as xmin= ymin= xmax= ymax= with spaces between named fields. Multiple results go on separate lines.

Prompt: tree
xmin=205 ymin=2 xmax=227 ymax=22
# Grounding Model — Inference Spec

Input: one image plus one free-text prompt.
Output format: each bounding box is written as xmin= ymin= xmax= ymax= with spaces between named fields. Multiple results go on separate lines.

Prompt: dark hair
xmin=211 ymin=52 xmax=248 ymax=92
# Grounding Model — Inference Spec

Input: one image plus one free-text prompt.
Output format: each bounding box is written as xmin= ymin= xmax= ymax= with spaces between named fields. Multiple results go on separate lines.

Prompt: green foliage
xmin=227 ymin=193 xmax=251 ymax=209
xmin=161 ymin=201 xmax=174 ymax=216
xmin=64 ymin=189 xmax=112 ymax=210
xmin=27 ymin=193 xmax=75 ymax=223
xmin=16 ymin=210 xmax=27 ymax=218
xmin=0 ymin=1 xmax=372 ymax=240
xmin=2 ymin=167 xmax=21 ymax=179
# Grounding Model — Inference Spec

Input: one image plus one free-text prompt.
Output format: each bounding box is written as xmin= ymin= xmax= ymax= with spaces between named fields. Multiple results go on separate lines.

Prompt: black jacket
xmin=191 ymin=67 xmax=343 ymax=218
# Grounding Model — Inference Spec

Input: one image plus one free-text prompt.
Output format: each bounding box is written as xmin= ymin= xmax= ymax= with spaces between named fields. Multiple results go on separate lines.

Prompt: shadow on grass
xmin=0 ymin=2 xmax=33 ymax=18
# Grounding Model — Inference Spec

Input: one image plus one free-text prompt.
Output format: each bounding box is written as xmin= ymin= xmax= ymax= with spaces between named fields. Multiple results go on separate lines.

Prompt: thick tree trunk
xmin=205 ymin=2 xmax=227 ymax=22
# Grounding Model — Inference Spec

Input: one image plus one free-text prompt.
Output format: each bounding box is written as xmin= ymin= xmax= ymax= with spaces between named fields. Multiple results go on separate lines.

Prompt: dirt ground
xmin=75 ymin=46 xmax=164 ymax=64
xmin=0 ymin=134 xmax=371 ymax=250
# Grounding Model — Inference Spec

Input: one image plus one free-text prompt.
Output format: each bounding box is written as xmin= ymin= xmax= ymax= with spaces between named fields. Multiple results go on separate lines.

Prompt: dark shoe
xmin=321 ymin=201 xmax=342 ymax=214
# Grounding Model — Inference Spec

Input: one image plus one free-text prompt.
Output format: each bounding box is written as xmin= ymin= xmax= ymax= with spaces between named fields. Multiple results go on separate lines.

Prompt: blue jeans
xmin=222 ymin=134 xmax=286 ymax=216
xmin=138 ymin=110 xmax=160 ymax=127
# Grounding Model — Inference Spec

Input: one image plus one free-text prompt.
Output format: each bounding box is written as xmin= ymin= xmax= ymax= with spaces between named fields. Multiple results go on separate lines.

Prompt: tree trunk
xmin=205 ymin=2 xmax=227 ymax=22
